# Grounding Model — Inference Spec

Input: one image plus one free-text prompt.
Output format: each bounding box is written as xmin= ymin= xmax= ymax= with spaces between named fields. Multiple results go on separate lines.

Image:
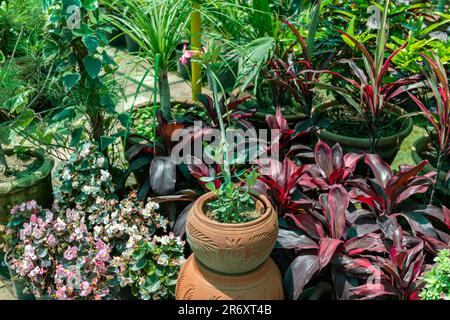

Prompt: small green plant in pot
xmin=183 ymin=63 xmax=279 ymax=276
xmin=314 ymin=0 xmax=414 ymax=162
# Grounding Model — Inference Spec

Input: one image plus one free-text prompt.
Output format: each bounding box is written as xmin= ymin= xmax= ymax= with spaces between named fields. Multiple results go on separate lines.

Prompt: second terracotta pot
xmin=186 ymin=192 xmax=278 ymax=275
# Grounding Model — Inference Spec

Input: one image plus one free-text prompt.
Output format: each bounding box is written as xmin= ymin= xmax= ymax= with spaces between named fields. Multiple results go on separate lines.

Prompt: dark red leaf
xmin=318 ymin=238 xmax=343 ymax=270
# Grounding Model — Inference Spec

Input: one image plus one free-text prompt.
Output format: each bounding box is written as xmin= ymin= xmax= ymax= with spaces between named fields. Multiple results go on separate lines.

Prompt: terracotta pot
xmin=0 ymin=148 xmax=54 ymax=225
xmin=411 ymin=136 xmax=449 ymax=205
xmin=186 ymin=192 xmax=278 ymax=274
xmin=314 ymin=101 xmax=413 ymax=163
xmin=176 ymin=255 xmax=284 ymax=300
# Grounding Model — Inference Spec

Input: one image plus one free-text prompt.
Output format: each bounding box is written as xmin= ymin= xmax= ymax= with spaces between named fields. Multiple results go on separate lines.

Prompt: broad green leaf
xmin=17 ymin=109 xmax=36 ymax=128
xmin=82 ymin=35 xmax=99 ymax=54
xmin=83 ymin=56 xmax=102 ymax=79
xmin=63 ymin=73 xmax=81 ymax=91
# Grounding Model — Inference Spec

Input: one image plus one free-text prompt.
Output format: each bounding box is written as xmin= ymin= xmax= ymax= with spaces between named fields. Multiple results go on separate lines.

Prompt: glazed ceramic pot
xmin=314 ymin=101 xmax=413 ymax=163
xmin=176 ymin=255 xmax=284 ymax=300
xmin=0 ymin=148 xmax=54 ymax=225
xmin=185 ymin=192 xmax=278 ymax=275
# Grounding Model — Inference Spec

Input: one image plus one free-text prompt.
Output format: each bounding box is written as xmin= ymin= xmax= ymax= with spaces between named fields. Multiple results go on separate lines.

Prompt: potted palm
xmin=104 ymin=0 xmax=191 ymax=121
xmin=314 ymin=0 xmax=414 ymax=162
xmin=409 ymin=53 xmax=449 ymax=205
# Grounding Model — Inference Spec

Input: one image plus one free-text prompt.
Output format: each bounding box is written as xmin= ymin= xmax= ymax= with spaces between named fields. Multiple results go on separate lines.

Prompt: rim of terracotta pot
xmin=0 ymin=148 xmax=54 ymax=194
xmin=187 ymin=255 xmax=280 ymax=290
xmin=314 ymin=101 xmax=414 ymax=148
xmin=412 ymin=136 xmax=447 ymax=180
xmin=193 ymin=191 xmax=274 ymax=231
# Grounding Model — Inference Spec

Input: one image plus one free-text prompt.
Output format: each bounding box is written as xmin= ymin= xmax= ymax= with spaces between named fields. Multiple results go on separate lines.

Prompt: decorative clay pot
xmin=176 ymin=255 xmax=284 ymax=300
xmin=314 ymin=101 xmax=413 ymax=163
xmin=0 ymin=148 xmax=54 ymax=225
xmin=186 ymin=192 xmax=278 ymax=275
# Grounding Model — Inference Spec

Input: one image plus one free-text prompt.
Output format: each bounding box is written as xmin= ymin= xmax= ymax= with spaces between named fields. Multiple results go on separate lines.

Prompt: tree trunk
xmin=158 ymin=69 xmax=173 ymax=121
xmin=0 ymin=143 xmax=9 ymax=173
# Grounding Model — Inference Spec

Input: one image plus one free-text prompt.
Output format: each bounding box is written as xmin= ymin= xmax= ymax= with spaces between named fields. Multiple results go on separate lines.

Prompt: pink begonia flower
xmin=24 ymin=244 xmax=37 ymax=260
xmin=30 ymin=214 xmax=37 ymax=224
xmin=95 ymin=248 xmax=110 ymax=262
xmin=80 ymin=281 xmax=92 ymax=297
xmin=46 ymin=234 xmax=57 ymax=247
xmin=56 ymin=286 xmax=67 ymax=300
xmin=95 ymin=240 xmax=106 ymax=250
xmin=179 ymin=44 xmax=193 ymax=65
xmin=64 ymin=246 xmax=78 ymax=260
xmin=26 ymin=200 xmax=37 ymax=211
xmin=54 ymin=218 xmax=67 ymax=231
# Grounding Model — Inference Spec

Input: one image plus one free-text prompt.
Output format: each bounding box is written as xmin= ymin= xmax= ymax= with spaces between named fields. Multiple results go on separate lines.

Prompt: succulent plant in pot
xmin=184 ymin=66 xmax=279 ymax=276
xmin=314 ymin=0 xmax=415 ymax=163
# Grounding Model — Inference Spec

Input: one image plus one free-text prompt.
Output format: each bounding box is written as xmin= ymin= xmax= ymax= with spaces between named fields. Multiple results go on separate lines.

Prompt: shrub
xmin=420 ymin=249 xmax=450 ymax=300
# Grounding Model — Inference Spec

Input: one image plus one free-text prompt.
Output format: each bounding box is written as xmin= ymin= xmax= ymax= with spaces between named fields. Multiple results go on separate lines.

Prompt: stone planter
xmin=314 ymin=101 xmax=413 ymax=163
xmin=411 ymin=136 xmax=450 ymax=203
xmin=175 ymin=255 xmax=284 ymax=300
xmin=186 ymin=192 xmax=278 ymax=275
xmin=0 ymin=148 xmax=54 ymax=225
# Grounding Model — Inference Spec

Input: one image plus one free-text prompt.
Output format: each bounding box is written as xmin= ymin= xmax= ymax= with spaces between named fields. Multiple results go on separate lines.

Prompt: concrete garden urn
xmin=0 ymin=148 xmax=54 ymax=225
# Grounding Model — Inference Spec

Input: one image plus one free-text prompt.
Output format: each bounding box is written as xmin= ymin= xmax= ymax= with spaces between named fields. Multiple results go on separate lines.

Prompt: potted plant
xmin=184 ymin=65 xmax=278 ymax=275
xmin=237 ymin=0 xmax=325 ymax=125
xmin=314 ymin=0 xmax=414 ymax=163
xmin=2 ymin=200 xmax=120 ymax=300
xmin=409 ymin=53 xmax=449 ymax=204
xmin=104 ymin=0 xmax=191 ymax=122
xmin=0 ymin=58 xmax=54 ymax=225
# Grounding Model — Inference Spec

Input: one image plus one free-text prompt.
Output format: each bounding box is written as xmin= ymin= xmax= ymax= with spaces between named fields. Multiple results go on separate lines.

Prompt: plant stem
xmin=158 ymin=69 xmax=173 ymax=121
xmin=430 ymin=148 xmax=443 ymax=205
xmin=209 ymin=68 xmax=231 ymax=184
xmin=0 ymin=143 xmax=8 ymax=173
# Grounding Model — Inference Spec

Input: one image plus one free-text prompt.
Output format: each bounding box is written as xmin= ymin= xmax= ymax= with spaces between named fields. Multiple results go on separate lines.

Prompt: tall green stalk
xmin=209 ymin=67 xmax=231 ymax=184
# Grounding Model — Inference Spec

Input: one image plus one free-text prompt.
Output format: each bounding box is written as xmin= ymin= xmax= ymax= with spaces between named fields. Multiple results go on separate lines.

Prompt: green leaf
xmin=81 ymin=0 xmax=98 ymax=10
xmin=131 ymin=257 xmax=147 ymax=271
xmin=83 ymin=56 xmax=102 ymax=79
xmin=0 ymin=126 xmax=11 ymax=145
xmin=70 ymin=127 xmax=84 ymax=147
xmin=100 ymin=136 xmax=115 ymax=151
xmin=53 ymin=107 xmax=75 ymax=122
xmin=17 ymin=109 xmax=36 ymax=128
xmin=0 ymin=50 xmax=5 ymax=64
xmin=82 ymin=35 xmax=99 ymax=54
xmin=63 ymin=73 xmax=81 ymax=92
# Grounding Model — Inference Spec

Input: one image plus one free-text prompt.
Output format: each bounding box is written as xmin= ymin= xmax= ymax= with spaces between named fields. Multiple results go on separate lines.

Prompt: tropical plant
xmin=238 ymin=0 xmax=324 ymax=119
xmin=103 ymin=0 xmax=190 ymax=121
xmin=318 ymin=0 xmax=418 ymax=151
xmin=408 ymin=52 xmax=449 ymax=204
xmin=44 ymin=0 xmax=121 ymax=157
xmin=420 ymin=248 xmax=450 ymax=300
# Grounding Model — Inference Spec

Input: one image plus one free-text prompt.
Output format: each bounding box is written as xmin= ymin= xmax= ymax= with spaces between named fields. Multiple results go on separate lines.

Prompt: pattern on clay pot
xmin=175 ymin=255 xmax=284 ymax=300
xmin=186 ymin=192 xmax=278 ymax=275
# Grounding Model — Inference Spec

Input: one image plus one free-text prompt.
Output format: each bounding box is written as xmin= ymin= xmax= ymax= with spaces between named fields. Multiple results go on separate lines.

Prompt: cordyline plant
xmin=317 ymin=0 xmax=417 ymax=152
xmin=260 ymin=141 xmax=450 ymax=299
xmin=408 ymin=52 xmax=450 ymax=204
